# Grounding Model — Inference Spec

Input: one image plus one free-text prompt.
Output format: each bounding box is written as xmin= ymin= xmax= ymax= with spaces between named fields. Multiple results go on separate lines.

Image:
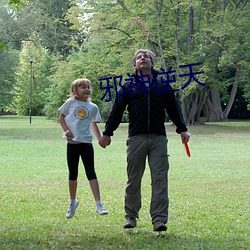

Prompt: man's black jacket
xmin=103 ymin=72 xmax=188 ymax=137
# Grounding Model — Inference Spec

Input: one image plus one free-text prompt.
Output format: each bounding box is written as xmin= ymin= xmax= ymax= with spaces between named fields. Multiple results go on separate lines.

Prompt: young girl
xmin=58 ymin=78 xmax=108 ymax=218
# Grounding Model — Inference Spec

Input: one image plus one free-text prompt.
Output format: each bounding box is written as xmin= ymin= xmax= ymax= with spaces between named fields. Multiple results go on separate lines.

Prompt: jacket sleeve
xmin=103 ymin=87 xmax=129 ymax=136
xmin=165 ymin=89 xmax=188 ymax=134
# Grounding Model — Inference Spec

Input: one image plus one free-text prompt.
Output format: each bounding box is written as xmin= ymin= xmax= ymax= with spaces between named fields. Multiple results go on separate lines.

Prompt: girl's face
xmin=75 ymin=83 xmax=91 ymax=101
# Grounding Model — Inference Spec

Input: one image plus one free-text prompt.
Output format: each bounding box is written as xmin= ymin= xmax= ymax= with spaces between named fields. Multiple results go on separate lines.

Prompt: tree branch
xmin=104 ymin=26 xmax=133 ymax=39
xmin=117 ymin=0 xmax=129 ymax=12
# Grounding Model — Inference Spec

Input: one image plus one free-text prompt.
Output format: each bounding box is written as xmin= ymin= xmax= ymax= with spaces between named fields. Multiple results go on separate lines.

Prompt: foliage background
xmin=0 ymin=0 xmax=250 ymax=123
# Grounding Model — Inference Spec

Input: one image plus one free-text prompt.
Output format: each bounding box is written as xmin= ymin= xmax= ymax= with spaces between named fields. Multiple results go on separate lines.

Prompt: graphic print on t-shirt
xmin=75 ymin=106 xmax=89 ymax=120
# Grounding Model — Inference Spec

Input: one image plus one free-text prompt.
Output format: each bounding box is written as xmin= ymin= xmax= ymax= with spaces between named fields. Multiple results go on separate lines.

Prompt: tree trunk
xmin=188 ymin=4 xmax=194 ymax=54
xmin=195 ymin=86 xmax=210 ymax=121
xmin=184 ymin=86 xmax=210 ymax=125
xmin=223 ymin=66 xmax=240 ymax=119
xmin=186 ymin=92 xmax=199 ymax=125
xmin=205 ymin=86 xmax=224 ymax=122
xmin=202 ymin=0 xmax=227 ymax=123
xmin=175 ymin=2 xmax=186 ymax=118
xmin=175 ymin=1 xmax=181 ymax=68
xmin=154 ymin=0 xmax=167 ymax=70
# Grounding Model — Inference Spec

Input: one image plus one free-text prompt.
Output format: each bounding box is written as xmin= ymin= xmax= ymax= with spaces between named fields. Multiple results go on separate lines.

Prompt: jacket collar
xmin=131 ymin=69 xmax=159 ymax=79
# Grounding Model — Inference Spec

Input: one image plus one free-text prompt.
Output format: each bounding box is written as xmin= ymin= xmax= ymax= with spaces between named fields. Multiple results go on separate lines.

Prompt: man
xmin=99 ymin=49 xmax=190 ymax=232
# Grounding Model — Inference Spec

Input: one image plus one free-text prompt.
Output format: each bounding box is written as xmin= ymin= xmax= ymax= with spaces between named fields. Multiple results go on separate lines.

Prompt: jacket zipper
xmin=147 ymin=87 xmax=150 ymax=134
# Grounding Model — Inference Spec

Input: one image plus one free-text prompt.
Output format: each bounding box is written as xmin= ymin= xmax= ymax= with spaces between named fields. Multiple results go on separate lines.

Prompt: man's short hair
xmin=132 ymin=49 xmax=156 ymax=67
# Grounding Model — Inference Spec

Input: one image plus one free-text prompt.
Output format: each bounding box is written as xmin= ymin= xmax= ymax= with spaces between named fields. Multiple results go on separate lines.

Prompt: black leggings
xmin=67 ymin=143 xmax=97 ymax=181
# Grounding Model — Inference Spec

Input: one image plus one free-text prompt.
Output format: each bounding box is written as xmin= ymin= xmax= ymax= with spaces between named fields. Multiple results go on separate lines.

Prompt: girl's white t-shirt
xmin=58 ymin=98 xmax=101 ymax=143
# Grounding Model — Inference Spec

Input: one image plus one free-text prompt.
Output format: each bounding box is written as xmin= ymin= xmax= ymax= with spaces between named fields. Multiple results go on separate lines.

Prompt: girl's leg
xmin=66 ymin=144 xmax=80 ymax=218
xmin=89 ymin=179 xmax=100 ymax=201
xmin=80 ymin=143 xmax=99 ymax=201
xmin=69 ymin=180 xmax=77 ymax=200
xmin=89 ymin=178 xmax=107 ymax=215
xmin=80 ymin=143 xmax=108 ymax=215
xmin=66 ymin=181 xmax=79 ymax=219
xmin=67 ymin=143 xmax=80 ymax=200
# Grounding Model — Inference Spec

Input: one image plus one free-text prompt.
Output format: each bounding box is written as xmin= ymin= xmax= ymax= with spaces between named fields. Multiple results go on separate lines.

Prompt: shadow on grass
xmin=1 ymin=226 xmax=240 ymax=250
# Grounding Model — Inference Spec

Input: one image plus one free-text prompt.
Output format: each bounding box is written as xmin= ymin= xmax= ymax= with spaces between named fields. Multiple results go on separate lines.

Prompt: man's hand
xmin=180 ymin=132 xmax=190 ymax=143
xmin=99 ymin=135 xmax=111 ymax=148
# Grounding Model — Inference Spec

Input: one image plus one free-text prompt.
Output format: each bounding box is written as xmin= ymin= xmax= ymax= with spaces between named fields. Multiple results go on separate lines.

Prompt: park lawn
xmin=0 ymin=116 xmax=249 ymax=250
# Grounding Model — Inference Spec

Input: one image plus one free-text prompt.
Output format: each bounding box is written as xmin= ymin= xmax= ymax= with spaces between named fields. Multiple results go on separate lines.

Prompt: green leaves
xmin=8 ymin=0 xmax=27 ymax=10
xmin=2 ymin=0 xmax=250 ymax=119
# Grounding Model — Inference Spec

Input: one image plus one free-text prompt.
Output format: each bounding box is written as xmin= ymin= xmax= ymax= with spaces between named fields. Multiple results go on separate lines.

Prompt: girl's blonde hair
xmin=70 ymin=78 xmax=92 ymax=100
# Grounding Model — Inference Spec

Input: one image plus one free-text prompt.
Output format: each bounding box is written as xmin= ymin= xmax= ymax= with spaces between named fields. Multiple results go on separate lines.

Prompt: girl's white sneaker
xmin=66 ymin=199 xmax=79 ymax=218
xmin=96 ymin=203 xmax=108 ymax=215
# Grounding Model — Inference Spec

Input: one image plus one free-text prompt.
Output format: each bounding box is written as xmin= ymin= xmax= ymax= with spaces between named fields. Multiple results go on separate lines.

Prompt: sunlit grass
xmin=0 ymin=116 xmax=249 ymax=249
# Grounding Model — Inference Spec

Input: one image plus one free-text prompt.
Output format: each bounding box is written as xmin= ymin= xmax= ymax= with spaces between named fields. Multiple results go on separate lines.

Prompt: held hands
xmin=99 ymin=135 xmax=111 ymax=148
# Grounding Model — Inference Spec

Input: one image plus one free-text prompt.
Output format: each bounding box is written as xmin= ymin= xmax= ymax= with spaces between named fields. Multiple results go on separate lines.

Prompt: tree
xmin=173 ymin=0 xmax=250 ymax=123
xmin=1 ymin=0 xmax=81 ymax=115
xmin=0 ymin=0 xmax=20 ymax=112
xmin=63 ymin=0 xmax=250 ymax=123
xmin=6 ymin=0 xmax=249 ymax=121
xmin=0 ymin=50 xmax=19 ymax=112
xmin=2 ymin=0 xmax=79 ymax=56
xmin=13 ymin=39 xmax=54 ymax=115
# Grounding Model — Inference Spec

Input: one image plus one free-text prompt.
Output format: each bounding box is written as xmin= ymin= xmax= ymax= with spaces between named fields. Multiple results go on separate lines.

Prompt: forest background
xmin=1 ymin=0 xmax=250 ymax=124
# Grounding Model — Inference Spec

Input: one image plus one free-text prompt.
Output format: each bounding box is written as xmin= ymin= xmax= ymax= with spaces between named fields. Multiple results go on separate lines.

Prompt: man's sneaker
xmin=153 ymin=221 xmax=167 ymax=231
xmin=96 ymin=203 xmax=108 ymax=215
xmin=124 ymin=217 xmax=137 ymax=228
xmin=66 ymin=199 xmax=79 ymax=219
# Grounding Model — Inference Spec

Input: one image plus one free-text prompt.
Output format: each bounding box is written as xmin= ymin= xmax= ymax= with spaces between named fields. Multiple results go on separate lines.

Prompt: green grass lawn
xmin=0 ymin=116 xmax=249 ymax=250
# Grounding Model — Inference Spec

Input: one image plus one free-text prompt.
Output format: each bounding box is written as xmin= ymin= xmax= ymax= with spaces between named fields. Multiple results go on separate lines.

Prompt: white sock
xmin=96 ymin=200 xmax=102 ymax=206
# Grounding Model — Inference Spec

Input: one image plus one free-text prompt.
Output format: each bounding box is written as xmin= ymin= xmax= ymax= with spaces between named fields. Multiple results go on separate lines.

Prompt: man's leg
xmin=148 ymin=135 xmax=169 ymax=227
xmin=125 ymin=135 xmax=148 ymax=221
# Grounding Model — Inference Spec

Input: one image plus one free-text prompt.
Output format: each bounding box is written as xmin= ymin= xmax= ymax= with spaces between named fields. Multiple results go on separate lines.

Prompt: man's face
xmin=134 ymin=52 xmax=152 ymax=72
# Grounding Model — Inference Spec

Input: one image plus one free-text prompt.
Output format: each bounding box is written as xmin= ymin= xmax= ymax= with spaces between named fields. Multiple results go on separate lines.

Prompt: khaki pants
xmin=125 ymin=134 xmax=169 ymax=223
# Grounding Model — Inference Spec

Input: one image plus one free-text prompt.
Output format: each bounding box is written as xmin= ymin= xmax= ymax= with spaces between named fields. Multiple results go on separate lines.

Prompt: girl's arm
xmin=59 ymin=113 xmax=73 ymax=139
xmin=90 ymin=122 xmax=101 ymax=140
